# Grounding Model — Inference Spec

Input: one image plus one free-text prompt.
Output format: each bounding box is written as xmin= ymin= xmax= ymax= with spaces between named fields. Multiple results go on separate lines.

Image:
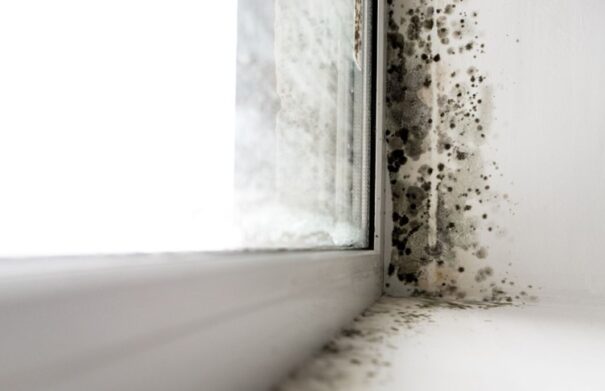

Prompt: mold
xmin=354 ymin=0 xmax=363 ymax=70
xmin=384 ymin=0 xmax=532 ymax=303
xmin=273 ymin=297 xmax=435 ymax=390
xmin=274 ymin=296 xmax=520 ymax=390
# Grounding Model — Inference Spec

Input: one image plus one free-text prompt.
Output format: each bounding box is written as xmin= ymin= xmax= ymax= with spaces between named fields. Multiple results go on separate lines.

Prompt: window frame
xmin=0 ymin=1 xmax=386 ymax=390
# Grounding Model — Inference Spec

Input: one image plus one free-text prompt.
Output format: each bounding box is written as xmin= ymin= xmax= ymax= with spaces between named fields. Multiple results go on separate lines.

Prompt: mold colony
xmin=384 ymin=0 xmax=534 ymax=302
xmin=275 ymin=298 xmax=435 ymax=390
xmin=274 ymin=297 xmax=511 ymax=390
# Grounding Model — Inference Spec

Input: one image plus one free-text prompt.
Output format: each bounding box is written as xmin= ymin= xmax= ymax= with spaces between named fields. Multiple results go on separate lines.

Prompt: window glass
xmin=0 ymin=0 xmax=372 ymax=256
xmin=235 ymin=0 xmax=372 ymax=249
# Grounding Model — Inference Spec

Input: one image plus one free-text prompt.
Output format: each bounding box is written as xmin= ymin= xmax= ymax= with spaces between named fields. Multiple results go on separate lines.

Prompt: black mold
xmin=385 ymin=0 xmax=529 ymax=303
xmin=275 ymin=297 xmax=509 ymax=390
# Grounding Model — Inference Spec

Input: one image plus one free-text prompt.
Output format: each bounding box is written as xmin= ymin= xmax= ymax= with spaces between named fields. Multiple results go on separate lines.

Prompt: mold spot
xmin=384 ymin=0 xmax=525 ymax=303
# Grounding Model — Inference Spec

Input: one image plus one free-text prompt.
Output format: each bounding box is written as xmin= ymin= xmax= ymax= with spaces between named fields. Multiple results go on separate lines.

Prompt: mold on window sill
xmin=275 ymin=296 xmax=605 ymax=391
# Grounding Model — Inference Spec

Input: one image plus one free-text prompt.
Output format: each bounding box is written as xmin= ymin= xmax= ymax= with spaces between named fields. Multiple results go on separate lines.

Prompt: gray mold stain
xmin=274 ymin=298 xmax=434 ymax=391
xmin=274 ymin=296 xmax=516 ymax=391
xmin=354 ymin=0 xmax=363 ymax=70
xmin=384 ymin=0 xmax=534 ymax=303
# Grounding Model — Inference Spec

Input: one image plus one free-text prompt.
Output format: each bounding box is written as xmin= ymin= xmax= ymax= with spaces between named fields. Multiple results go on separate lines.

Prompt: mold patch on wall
xmin=384 ymin=0 xmax=535 ymax=303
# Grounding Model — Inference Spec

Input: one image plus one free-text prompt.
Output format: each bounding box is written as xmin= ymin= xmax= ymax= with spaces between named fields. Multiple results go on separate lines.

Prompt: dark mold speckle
xmin=274 ymin=296 xmax=521 ymax=390
xmin=384 ymin=0 xmax=527 ymax=303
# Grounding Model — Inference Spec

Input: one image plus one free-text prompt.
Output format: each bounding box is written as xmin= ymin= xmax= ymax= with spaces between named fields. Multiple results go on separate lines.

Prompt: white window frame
xmin=0 ymin=1 xmax=386 ymax=390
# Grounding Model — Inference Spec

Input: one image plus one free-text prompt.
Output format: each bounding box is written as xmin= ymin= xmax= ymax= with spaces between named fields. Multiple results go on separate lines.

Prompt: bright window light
xmin=0 ymin=0 xmax=237 ymax=256
xmin=0 ymin=0 xmax=371 ymax=257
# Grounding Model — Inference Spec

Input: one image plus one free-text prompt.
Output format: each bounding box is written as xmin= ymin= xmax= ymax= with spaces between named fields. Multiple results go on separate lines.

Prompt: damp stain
xmin=384 ymin=0 xmax=534 ymax=303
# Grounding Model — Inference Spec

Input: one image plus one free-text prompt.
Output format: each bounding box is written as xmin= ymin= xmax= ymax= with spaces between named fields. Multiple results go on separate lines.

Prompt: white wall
xmin=476 ymin=0 xmax=605 ymax=300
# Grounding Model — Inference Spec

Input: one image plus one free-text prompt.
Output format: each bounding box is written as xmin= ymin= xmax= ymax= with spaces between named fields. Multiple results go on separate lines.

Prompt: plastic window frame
xmin=0 ymin=1 xmax=386 ymax=390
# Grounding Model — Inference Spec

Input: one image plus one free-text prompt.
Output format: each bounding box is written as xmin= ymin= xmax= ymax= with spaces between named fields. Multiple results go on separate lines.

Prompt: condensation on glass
xmin=0 ymin=0 xmax=372 ymax=256
xmin=235 ymin=0 xmax=373 ymax=249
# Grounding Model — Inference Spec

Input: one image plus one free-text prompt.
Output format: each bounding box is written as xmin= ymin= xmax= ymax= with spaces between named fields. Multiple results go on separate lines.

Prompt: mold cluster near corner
xmin=384 ymin=0 xmax=535 ymax=303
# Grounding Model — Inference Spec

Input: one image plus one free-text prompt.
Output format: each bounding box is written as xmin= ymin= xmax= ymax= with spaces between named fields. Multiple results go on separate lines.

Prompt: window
xmin=0 ymin=0 xmax=373 ymax=256
xmin=235 ymin=0 xmax=373 ymax=249
xmin=0 ymin=0 xmax=239 ymax=256
xmin=0 ymin=1 xmax=385 ymax=390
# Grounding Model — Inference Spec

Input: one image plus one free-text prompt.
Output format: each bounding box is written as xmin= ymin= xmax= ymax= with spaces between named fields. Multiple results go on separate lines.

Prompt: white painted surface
xmin=472 ymin=0 xmax=605 ymax=300
xmin=279 ymin=296 xmax=605 ymax=391
xmin=385 ymin=300 xmax=605 ymax=391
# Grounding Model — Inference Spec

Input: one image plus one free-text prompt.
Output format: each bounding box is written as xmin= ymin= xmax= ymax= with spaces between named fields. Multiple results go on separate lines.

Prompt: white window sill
xmin=0 ymin=251 xmax=382 ymax=391
xmin=277 ymin=296 xmax=605 ymax=391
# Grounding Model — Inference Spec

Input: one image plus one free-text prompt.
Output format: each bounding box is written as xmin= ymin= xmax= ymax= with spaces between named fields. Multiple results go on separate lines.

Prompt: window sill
xmin=277 ymin=296 xmax=605 ymax=391
xmin=0 ymin=251 xmax=382 ymax=391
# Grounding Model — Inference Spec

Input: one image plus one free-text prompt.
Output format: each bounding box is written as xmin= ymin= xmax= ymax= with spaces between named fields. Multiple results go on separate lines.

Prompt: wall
xmin=384 ymin=0 xmax=605 ymax=302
